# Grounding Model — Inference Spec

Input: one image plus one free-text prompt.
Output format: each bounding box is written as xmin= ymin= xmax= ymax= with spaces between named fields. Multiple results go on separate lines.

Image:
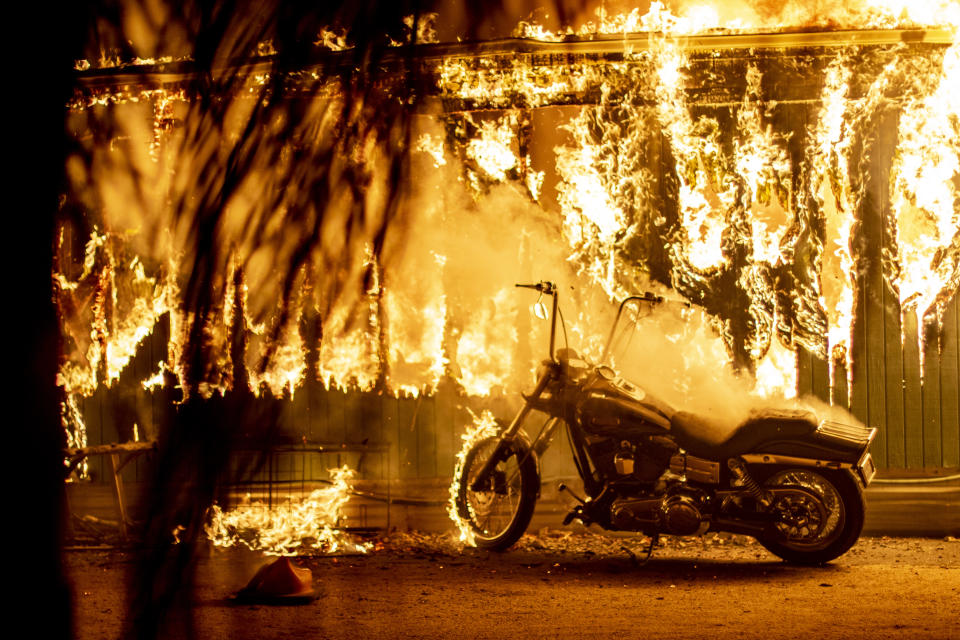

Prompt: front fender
xmin=505 ymin=430 xmax=542 ymax=497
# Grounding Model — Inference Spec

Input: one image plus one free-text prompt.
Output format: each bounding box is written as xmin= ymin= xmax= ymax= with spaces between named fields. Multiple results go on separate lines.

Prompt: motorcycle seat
xmin=669 ymin=407 xmax=818 ymax=460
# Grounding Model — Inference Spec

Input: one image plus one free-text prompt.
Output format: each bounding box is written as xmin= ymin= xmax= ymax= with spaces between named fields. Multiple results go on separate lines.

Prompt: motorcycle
xmin=454 ymin=282 xmax=877 ymax=564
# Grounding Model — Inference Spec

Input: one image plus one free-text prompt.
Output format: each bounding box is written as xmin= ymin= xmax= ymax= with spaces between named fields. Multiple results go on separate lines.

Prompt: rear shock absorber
xmin=727 ymin=458 xmax=772 ymax=508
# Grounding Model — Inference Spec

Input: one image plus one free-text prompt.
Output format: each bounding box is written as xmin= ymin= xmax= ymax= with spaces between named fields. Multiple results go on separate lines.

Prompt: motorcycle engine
xmin=578 ymin=383 xmax=676 ymax=484
xmin=583 ymin=434 xmax=677 ymax=484
xmin=658 ymin=491 xmax=704 ymax=535
xmin=609 ymin=486 xmax=708 ymax=535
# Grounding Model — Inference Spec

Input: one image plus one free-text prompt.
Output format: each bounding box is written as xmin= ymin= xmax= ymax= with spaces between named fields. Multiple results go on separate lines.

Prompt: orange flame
xmin=63 ymin=2 xmax=960 ymax=423
xmin=205 ymin=465 xmax=370 ymax=556
xmin=447 ymin=410 xmax=500 ymax=546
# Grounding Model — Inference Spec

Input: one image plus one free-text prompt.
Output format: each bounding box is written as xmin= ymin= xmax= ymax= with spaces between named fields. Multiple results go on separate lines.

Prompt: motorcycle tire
xmin=753 ymin=466 xmax=865 ymax=565
xmin=456 ymin=436 xmax=539 ymax=551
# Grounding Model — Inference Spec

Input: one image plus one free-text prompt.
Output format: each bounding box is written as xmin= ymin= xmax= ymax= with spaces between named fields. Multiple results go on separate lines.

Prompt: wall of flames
xmin=61 ymin=2 xmax=959 ymax=465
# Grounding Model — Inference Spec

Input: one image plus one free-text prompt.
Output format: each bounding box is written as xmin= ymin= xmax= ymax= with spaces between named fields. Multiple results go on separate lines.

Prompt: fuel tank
xmin=577 ymin=366 xmax=673 ymax=436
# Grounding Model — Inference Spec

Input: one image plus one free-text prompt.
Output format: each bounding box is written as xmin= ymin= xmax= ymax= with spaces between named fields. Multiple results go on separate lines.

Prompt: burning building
xmin=61 ymin=2 xmax=958 ymax=520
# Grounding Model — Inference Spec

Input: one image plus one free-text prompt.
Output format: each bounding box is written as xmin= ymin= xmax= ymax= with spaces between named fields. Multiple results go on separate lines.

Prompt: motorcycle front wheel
xmin=455 ymin=436 xmax=539 ymax=551
xmin=755 ymin=467 xmax=865 ymax=565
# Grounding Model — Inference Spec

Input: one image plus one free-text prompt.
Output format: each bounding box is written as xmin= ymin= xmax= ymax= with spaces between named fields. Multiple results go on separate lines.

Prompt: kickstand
xmin=622 ymin=534 xmax=658 ymax=568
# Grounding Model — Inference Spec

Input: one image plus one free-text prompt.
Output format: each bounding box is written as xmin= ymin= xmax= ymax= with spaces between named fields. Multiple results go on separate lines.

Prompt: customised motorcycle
xmin=454 ymin=282 xmax=877 ymax=564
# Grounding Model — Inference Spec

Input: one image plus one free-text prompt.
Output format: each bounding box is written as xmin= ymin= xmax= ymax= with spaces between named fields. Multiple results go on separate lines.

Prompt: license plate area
xmin=857 ymin=451 xmax=876 ymax=486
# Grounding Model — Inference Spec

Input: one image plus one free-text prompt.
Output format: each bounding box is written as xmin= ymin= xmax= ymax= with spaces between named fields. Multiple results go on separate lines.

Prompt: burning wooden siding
xmin=71 ymin=300 xmax=958 ymax=486
xmin=434 ymin=33 xmax=959 ymax=472
xmin=69 ymin=316 xmax=582 ymax=491
xmin=66 ymin=28 xmax=959 ymax=481
xmin=677 ymin=45 xmax=960 ymax=473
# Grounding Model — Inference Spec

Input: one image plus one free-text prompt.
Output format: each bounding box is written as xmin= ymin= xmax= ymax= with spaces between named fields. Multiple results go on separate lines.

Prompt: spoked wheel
xmin=756 ymin=467 xmax=865 ymax=565
xmin=456 ymin=436 xmax=539 ymax=551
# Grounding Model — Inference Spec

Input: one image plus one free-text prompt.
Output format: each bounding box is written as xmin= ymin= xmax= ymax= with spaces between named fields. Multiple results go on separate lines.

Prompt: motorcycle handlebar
xmin=623 ymin=292 xmax=691 ymax=307
xmin=516 ymin=281 xmax=559 ymax=361
xmin=633 ymin=292 xmax=664 ymax=304
xmin=516 ymin=284 xmax=686 ymax=310
xmin=515 ymin=281 xmax=556 ymax=295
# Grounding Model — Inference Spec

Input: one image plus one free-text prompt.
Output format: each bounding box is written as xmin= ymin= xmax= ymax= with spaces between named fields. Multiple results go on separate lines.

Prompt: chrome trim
xmin=740 ymin=453 xmax=853 ymax=470
xmin=816 ymin=420 xmax=876 ymax=446
xmin=670 ymin=453 xmax=721 ymax=484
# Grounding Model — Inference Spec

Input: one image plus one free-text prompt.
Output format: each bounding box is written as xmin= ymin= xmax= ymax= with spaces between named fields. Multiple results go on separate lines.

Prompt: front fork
xmin=468 ymin=372 xmax=556 ymax=492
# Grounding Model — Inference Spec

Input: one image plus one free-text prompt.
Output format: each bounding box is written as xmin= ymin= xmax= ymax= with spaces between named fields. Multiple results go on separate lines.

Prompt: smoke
xmin=611 ymin=303 xmax=759 ymax=425
xmin=395 ymin=112 xmax=798 ymax=429
xmin=388 ymin=115 xmax=577 ymax=394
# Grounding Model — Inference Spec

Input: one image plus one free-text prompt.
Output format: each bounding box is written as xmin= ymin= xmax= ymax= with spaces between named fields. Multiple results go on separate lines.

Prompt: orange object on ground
xmin=232 ymin=557 xmax=317 ymax=604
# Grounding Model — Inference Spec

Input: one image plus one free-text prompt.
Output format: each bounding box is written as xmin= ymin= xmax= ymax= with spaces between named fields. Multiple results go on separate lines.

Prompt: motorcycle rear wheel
xmin=755 ymin=467 xmax=865 ymax=565
xmin=456 ymin=436 xmax=539 ymax=551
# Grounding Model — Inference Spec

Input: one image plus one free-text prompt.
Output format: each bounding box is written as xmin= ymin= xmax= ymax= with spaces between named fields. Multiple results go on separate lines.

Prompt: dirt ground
xmin=67 ymin=531 xmax=960 ymax=640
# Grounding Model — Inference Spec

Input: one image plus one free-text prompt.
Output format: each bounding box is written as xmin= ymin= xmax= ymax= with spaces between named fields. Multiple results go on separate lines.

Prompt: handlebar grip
xmin=515 ymin=281 xmax=555 ymax=294
xmin=641 ymin=291 xmax=689 ymax=307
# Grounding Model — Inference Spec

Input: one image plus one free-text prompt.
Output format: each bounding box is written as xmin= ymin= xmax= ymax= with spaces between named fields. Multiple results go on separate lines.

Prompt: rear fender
xmin=744 ymin=421 xmax=877 ymax=487
xmin=740 ymin=451 xmax=877 ymax=487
